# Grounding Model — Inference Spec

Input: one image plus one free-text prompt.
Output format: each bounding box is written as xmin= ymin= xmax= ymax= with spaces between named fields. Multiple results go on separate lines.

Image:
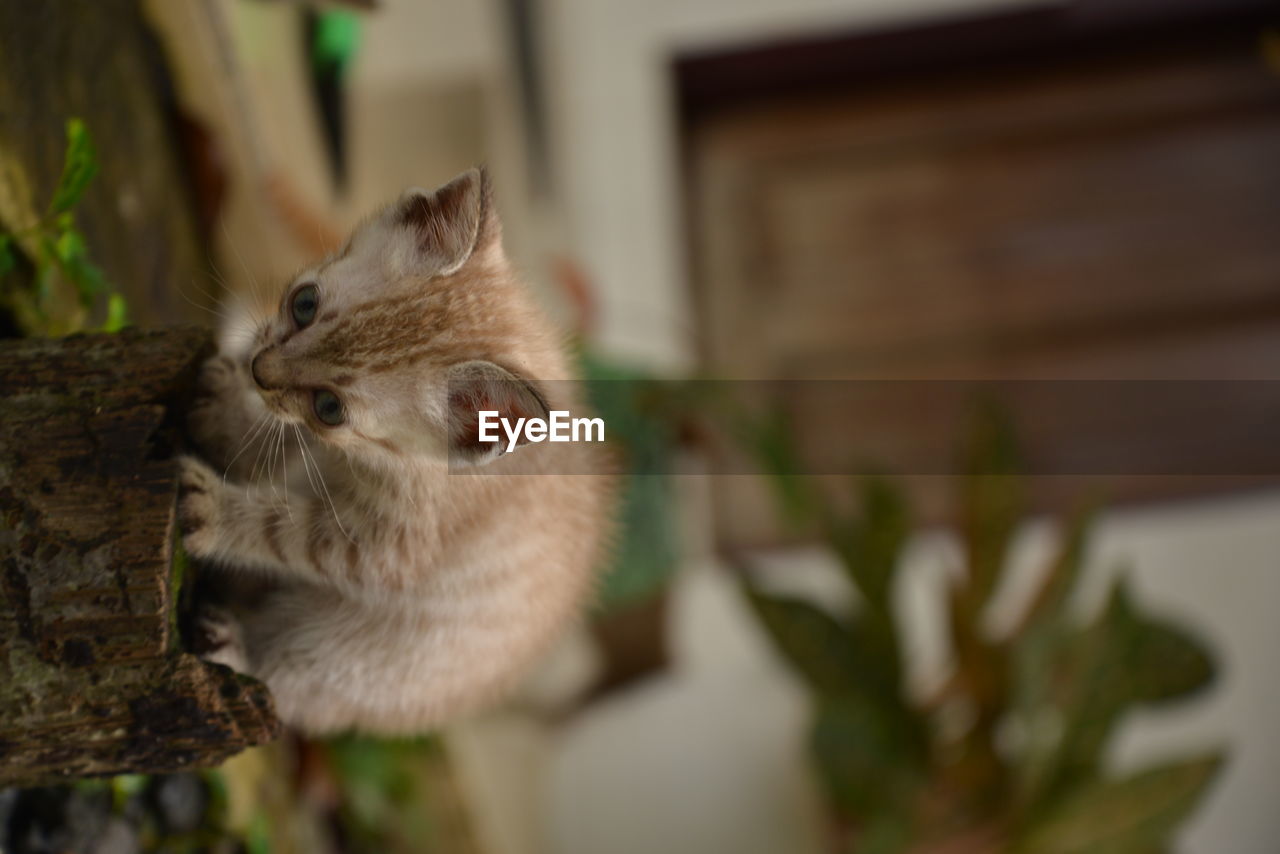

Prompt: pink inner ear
xmin=447 ymin=377 xmax=541 ymax=454
xmin=396 ymin=173 xmax=481 ymax=267
xmin=448 ymin=384 xmax=490 ymax=454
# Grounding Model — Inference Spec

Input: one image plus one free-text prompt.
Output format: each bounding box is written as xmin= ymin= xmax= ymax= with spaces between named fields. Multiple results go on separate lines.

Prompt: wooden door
xmin=681 ymin=10 xmax=1280 ymax=543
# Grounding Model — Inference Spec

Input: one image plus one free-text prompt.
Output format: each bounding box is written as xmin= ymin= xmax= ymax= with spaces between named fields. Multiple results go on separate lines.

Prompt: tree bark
xmin=0 ymin=327 xmax=279 ymax=787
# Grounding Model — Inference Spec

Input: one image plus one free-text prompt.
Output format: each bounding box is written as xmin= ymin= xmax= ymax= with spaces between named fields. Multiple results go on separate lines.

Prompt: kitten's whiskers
xmin=264 ymin=421 xmax=285 ymax=506
xmin=294 ymin=425 xmax=353 ymax=543
xmin=220 ymin=218 xmax=269 ymax=315
xmin=223 ymin=413 xmax=271 ymax=482
xmin=279 ymin=422 xmax=292 ymax=521
xmin=248 ymin=418 xmax=277 ymax=498
xmin=176 ymin=278 xmax=234 ymax=324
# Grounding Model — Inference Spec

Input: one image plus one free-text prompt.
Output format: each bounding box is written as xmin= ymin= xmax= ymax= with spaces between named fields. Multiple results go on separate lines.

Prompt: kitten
xmin=180 ymin=168 xmax=612 ymax=734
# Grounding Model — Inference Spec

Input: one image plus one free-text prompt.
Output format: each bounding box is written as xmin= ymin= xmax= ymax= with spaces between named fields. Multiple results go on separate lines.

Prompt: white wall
xmin=354 ymin=0 xmax=495 ymax=86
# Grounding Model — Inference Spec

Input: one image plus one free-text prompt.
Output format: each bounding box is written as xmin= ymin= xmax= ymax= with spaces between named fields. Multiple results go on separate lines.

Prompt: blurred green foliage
xmin=1 ymin=735 xmax=478 ymax=854
xmin=0 ymin=118 xmax=129 ymax=335
xmin=579 ymin=353 xmax=682 ymax=611
xmin=741 ymin=407 xmax=1224 ymax=853
xmin=320 ymin=734 xmax=470 ymax=854
xmin=0 ymin=772 xmax=236 ymax=852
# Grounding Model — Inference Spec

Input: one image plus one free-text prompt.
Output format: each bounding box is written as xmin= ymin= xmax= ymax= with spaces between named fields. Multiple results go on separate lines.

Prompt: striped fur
xmin=181 ymin=169 xmax=612 ymax=734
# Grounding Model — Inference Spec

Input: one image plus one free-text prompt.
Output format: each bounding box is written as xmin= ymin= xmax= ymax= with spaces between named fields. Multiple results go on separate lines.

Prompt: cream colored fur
xmin=181 ymin=169 xmax=612 ymax=734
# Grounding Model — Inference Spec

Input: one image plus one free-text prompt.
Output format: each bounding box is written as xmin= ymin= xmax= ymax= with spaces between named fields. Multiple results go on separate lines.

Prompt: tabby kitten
xmin=180 ymin=168 xmax=611 ymax=734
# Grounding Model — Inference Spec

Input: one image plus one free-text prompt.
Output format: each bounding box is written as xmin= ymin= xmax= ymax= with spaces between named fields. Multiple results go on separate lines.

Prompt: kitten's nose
xmin=251 ymin=351 xmax=278 ymax=390
xmin=252 ymin=349 xmax=294 ymax=391
xmin=251 ymin=353 xmax=268 ymax=389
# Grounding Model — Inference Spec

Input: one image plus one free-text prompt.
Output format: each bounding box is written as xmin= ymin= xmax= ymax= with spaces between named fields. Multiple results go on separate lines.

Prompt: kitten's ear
xmin=446 ymin=360 xmax=548 ymax=466
xmin=394 ymin=167 xmax=501 ymax=275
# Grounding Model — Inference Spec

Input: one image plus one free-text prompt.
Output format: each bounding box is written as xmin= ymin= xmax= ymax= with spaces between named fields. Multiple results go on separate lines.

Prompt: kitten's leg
xmin=179 ymin=456 xmax=364 ymax=591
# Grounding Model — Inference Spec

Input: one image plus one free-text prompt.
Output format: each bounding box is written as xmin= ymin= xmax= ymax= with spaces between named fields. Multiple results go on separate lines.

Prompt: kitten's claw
xmin=187 ymin=356 xmax=244 ymax=459
xmin=178 ymin=455 xmax=222 ymax=557
xmin=195 ymin=607 xmax=249 ymax=674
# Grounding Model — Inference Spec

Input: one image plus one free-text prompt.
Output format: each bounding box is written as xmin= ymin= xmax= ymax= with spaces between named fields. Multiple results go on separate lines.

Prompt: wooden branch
xmin=0 ymin=328 xmax=279 ymax=787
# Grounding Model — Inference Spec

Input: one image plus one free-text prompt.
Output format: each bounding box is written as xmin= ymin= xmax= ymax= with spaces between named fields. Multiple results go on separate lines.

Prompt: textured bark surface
xmin=0 ymin=328 xmax=279 ymax=788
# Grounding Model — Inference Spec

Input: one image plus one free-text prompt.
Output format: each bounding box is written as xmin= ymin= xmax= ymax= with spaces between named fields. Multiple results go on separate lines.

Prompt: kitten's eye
xmin=290 ymin=283 xmax=319 ymax=328
xmin=313 ymin=389 xmax=344 ymax=426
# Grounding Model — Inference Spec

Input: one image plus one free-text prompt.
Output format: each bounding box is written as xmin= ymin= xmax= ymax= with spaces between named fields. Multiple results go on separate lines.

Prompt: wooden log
xmin=0 ymin=327 xmax=279 ymax=787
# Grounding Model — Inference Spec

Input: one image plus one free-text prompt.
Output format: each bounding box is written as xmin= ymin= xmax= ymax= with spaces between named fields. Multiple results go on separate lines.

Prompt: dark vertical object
xmin=304 ymin=10 xmax=357 ymax=194
xmin=503 ymin=0 xmax=551 ymax=196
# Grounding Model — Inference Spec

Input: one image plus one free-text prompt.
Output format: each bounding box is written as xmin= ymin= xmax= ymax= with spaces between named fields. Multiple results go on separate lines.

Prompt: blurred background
xmin=1 ymin=0 xmax=1279 ymax=852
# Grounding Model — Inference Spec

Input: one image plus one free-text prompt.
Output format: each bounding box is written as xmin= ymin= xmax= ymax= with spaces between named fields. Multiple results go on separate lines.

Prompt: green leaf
xmin=848 ymin=813 xmax=915 ymax=854
xmin=324 ymin=734 xmax=442 ymax=847
xmin=1019 ymin=505 xmax=1094 ymax=633
xmin=958 ymin=402 xmax=1024 ymax=609
xmin=745 ymin=584 xmax=931 ymax=807
xmin=1129 ymin=621 xmax=1216 ymax=705
xmin=744 ymin=589 xmax=870 ymax=697
xmin=811 ymin=697 xmax=924 ymax=822
xmin=48 ymin=117 xmax=99 ymax=216
xmin=744 ymin=408 xmax=821 ymax=529
xmin=55 ymin=226 xmax=108 ymax=307
xmin=1040 ymin=585 xmax=1135 ymax=786
xmin=1012 ymin=754 xmax=1224 ymax=854
xmin=1073 ymin=577 xmax=1216 ymax=708
xmin=1009 ymin=507 xmax=1097 ymax=801
xmin=1020 ymin=577 xmax=1218 ymax=808
xmin=103 ymin=292 xmax=129 ymax=332
xmin=827 ymin=476 xmax=909 ymax=611
xmin=54 ymin=225 xmax=86 ymax=264
xmin=246 ymin=809 xmax=273 ymax=854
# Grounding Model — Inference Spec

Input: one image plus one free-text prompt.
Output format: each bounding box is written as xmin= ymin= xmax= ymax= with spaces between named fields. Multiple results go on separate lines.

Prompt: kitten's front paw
xmin=178 ymin=455 xmax=223 ymax=558
xmin=196 ymin=354 xmax=241 ymax=400
xmin=187 ymin=356 xmax=245 ymax=461
xmin=194 ymin=606 xmax=249 ymax=674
